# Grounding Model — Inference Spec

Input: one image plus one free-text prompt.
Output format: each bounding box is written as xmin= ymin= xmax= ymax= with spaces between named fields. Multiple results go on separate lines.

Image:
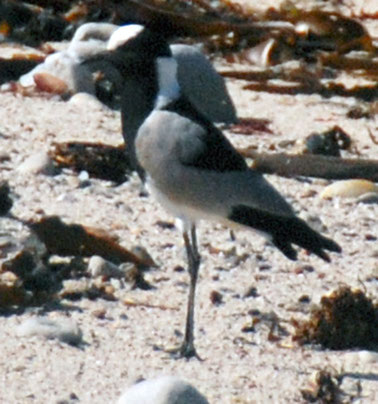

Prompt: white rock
xmin=17 ymin=317 xmax=83 ymax=345
xmin=17 ymin=152 xmax=55 ymax=175
xmin=116 ymin=376 xmax=209 ymax=404
xmin=68 ymin=92 xmax=106 ymax=109
xmin=88 ymin=255 xmax=125 ymax=278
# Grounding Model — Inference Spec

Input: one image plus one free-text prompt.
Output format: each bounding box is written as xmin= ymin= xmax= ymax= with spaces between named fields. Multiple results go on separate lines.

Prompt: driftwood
xmin=26 ymin=216 xmax=156 ymax=268
xmin=239 ymin=149 xmax=378 ymax=182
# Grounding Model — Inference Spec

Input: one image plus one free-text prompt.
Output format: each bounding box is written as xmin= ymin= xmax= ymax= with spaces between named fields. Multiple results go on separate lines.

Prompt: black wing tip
xmin=313 ymin=235 xmax=342 ymax=262
xmin=272 ymin=237 xmax=298 ymax=261
xmin=229 ymin=204 xmax=342 ymax=263
xmin=327 ymin=239 xmax=342 ymax=254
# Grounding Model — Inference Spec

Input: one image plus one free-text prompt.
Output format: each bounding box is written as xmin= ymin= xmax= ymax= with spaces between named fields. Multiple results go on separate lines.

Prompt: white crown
xmin=107 ymin=24 xmax=145 ymax=51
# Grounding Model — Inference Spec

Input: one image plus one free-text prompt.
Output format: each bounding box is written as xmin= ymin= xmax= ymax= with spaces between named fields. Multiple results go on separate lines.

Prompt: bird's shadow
xmin=341 ymin=372 xmax=378 ymax=382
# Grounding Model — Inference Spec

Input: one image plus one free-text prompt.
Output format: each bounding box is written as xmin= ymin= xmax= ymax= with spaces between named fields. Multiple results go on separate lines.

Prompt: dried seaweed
xmin=220 ymin=67 xmax=378 ymax=101
xmin=0 ymin=272 xmax=29 ymax=308
xmin=1 ymin=1 xmax=376 ymax=106
xmin=27 ymin=216 xmax=153 ymax=267
xmin=245 ymin=81 xmax=377 ymax=102
xmin=293 ymin=286 xmax=378 ymax=350
xmin=50 ymin=142 xmax=131 ymax=184
xmin=304 ymin=126 xmax=352 ymax=157
xmin=229 ymin=117 xmax=273 ymax=135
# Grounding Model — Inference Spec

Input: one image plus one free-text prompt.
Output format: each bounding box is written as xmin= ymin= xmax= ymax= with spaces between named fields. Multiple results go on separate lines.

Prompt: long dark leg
xmin=171 ymin=225 xmax=201 ymax=359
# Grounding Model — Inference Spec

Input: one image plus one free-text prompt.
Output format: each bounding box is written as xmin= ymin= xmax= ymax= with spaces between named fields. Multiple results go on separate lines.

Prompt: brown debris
xmin=239 ymin=149 xmax=378 ymax=182
xmin=123 ymin=298 xmax=179 ymax=311
xmin=60 ymin=281 xmax=118 ymax=302
xmin=293 ymin=286 xmax=378 ymax=350
xmin=50 ymin=142 xmax=131 ymax=184
xmin=284 ymin=9 xmax=372 ymax=53
xmin=209 ymin=290 xmax=223 ymax=305
xmin=301 ymin=370 xmax=343 ymax=403
xmin=242 ymin=310 xmax=289 ymax=342
xmin=0 ymin=238 xmax=59 ymax=307
xmin=27 ymin=216 xmax=154 ymax=268
xmin=0 ymin=271 xmax=28 ymax=308
xmin=242 ymin=78 xmax=377 ymax=102
xmin=346 ymin=105 xmax=372 ymax=120
xmin=229 ymin=117 xmax=273 ymax=135
xmin=303 ymin=126 xmax=352 ymax=157
xmin=123 ymin=264 xmax=154 ymax=290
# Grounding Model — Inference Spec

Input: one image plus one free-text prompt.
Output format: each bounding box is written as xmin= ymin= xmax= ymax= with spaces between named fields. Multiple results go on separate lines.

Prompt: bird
xmin=104 ymin=24 xmax=342 ymax=359
xmin=19 ymin=22 xmax=119 ymax=96
xmin=88 ymin=25 xmax=237 ymax=182
xmin=170 ymin=43 xmax=237 ymax=125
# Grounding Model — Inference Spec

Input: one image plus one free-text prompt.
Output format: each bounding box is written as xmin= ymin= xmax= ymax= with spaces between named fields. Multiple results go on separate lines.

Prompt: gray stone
xmin=87 ymin=255 xmax=125 ymax=278
xmin=117 ymin=376 xmax=209 ymax=404
xmin=17 ymin=317 xmax=83 ymax=345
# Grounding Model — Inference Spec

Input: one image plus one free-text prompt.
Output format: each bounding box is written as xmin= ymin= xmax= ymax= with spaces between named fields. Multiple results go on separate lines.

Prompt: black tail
xmin=229 ymin=205 xmax=341 ymax=262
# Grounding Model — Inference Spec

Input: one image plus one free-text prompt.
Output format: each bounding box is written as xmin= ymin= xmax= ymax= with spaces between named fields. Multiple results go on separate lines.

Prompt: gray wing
xmin=163 ymin=97 xmax=247 ymax=172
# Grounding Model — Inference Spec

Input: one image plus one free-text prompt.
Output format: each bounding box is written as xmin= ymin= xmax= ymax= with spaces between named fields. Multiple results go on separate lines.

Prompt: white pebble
xmin=88 ymin=255 xmax=125 ymax=278
xmin=117 ymin=376 xmax=209 ymax=404
xmin=69 ymin=92 xmax=106 ymax=109
xmin=17 ymin=317 xmax=83 ymax=345
xmin=17 ymin=152 xmax=55 ymax=176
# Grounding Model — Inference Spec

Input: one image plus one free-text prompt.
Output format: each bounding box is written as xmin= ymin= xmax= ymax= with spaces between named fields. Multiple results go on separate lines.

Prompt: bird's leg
xmin=169 ymin=225 xmax=202 ymax=360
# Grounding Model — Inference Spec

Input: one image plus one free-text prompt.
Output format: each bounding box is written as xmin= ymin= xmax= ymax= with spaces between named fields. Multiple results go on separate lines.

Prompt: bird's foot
xmin=158 ymin=342 xmax=203 ymax=361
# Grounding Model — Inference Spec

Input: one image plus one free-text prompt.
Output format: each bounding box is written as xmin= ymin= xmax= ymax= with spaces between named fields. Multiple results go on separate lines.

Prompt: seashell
xmin=33 ymin=72 xmax=68 ymax=94
xmin=320 ymin=179 xmax=378 ymax=199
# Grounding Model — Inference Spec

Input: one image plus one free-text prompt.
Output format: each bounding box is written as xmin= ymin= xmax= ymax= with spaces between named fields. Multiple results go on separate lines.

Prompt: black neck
xmin=122 ymin=59 xmax=157 ymax=138
xmin=108 ymin=52 xmax=158 ymax=142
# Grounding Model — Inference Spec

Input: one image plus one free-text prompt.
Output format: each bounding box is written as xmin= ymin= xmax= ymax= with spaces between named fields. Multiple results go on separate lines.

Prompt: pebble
xmin=68 ymin=92 xmax=106 ymax=110
xmin=17 ymin=152 xmax=56 ymax=176
xmin=116 ymin=376 xmax=209 ymax=404
xmin=210 ymin=290 xmax=223 ymax=305
xmin=320 ymin=179 xmax=378 ymax=199
xmin=33 ymin=72 xmax=68 ymax=94
xmin=243 ymin=285 xmax=259 ymax=298
xmin=0 ymin=151 xmax=11 ymax=162
xmin=131 ymin=245 xmax=157 ymax=268
xmin=87 ymin=255 xmax=125 ymax=278
xmin=16 ymin=317 xmax=83 ymax=345
xmin=78 ymin=170 xmax=91 ymax=187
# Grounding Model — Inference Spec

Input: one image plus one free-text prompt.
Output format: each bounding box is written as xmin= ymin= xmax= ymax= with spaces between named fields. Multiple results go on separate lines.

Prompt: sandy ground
xmin=0 ymin=3 xmax=378 ymax=404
